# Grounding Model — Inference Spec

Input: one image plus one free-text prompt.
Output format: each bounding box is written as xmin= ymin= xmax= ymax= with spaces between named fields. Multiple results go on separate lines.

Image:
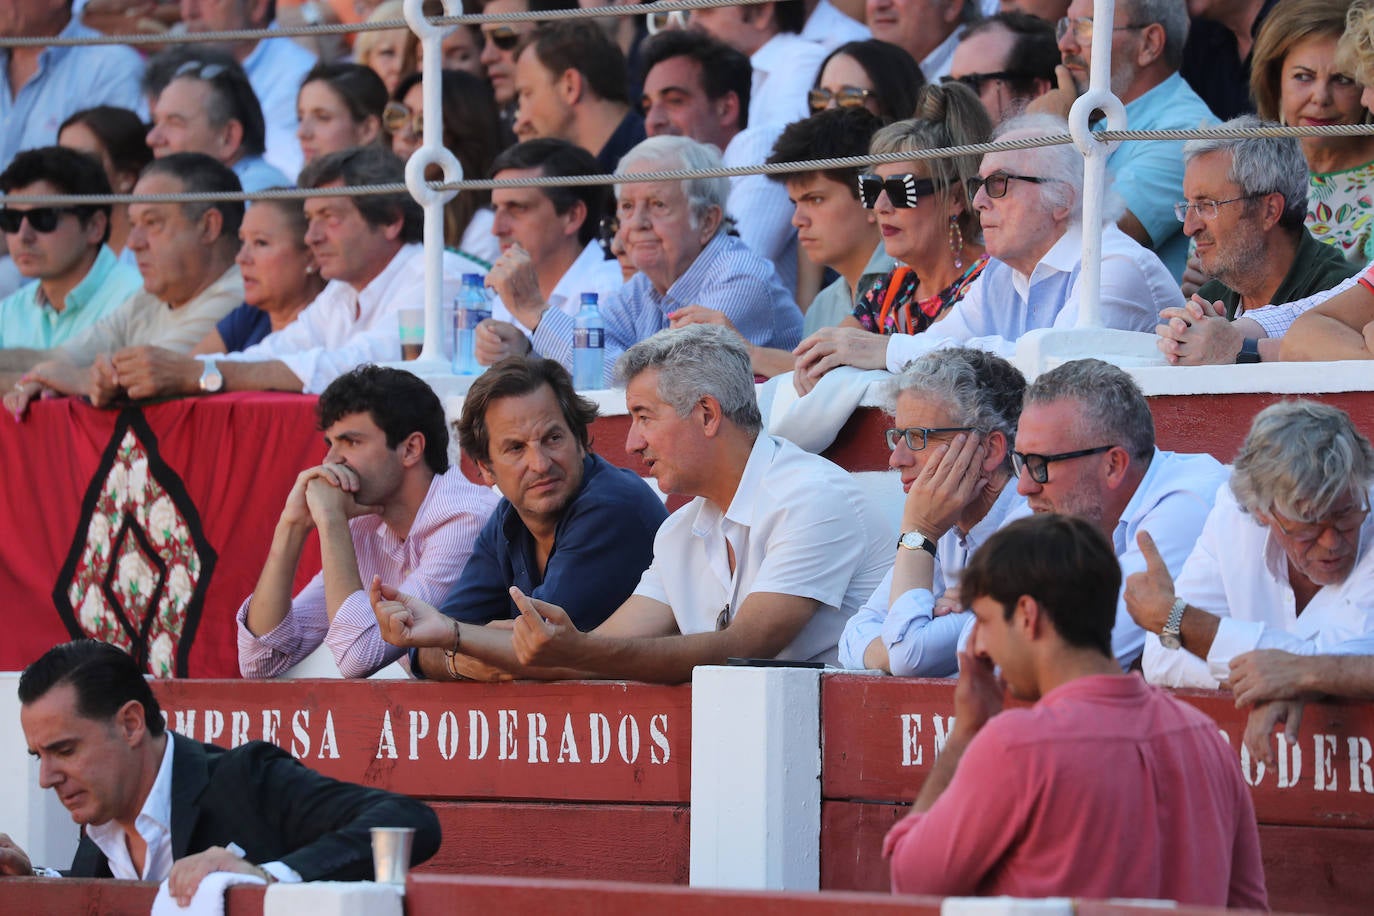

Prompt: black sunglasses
xmin=1011 ymin=445 xmax=1114 ymax=484
xmin=940 ymin=71 xmax=1023 ymax=94
xmin=857 ymin=173 xmax=936 ymax=209
xmin=0 ymin=206 xmax=84 ymax=234
xmin=968 ymin=170 xmax=1051 ymax=200
xmin=483 ymin=25 xmax=522 ymax=51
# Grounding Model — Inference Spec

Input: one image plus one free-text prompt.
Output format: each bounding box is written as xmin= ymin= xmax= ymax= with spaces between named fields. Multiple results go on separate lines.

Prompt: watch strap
xmin=1234 ymin=338 xmax=1260 ymax=364
xmin=897 ymin=531 xmax=937 ymax=557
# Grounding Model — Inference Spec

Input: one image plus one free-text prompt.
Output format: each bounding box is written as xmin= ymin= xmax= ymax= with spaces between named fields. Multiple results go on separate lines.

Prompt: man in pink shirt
xmin=884 ymin=512 xmax=1267 ymax=908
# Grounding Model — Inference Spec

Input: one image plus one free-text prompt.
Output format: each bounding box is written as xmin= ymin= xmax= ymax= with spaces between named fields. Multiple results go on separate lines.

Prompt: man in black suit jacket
xmin=0 ymin=640 xmax=440 ymax=905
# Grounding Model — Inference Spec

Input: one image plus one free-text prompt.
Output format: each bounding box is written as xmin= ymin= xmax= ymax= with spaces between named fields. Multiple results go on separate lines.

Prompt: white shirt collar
xmin=86 ymin=734 xmax=176 ymax=881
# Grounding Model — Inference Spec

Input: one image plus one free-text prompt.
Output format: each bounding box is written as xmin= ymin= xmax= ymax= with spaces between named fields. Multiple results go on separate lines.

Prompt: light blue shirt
xmin=0 ymin=19 xmax=145 ymax=170
xmin=233 ymin=155 xmax=291 ymax=193
xmin=532 ymin=232 xmax=803 ymax=385
xmin=839 ymin=484 xmax=1027 ymax=676
xmin=0 ymin=245 xmax=142 ymax=349
xmin=1107 ymin=73 xmax=1219 ymax=281
xmin=242 ymin=31 xmax=316 ymax=180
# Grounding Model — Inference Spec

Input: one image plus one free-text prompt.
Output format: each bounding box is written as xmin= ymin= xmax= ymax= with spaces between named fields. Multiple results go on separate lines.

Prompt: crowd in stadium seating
xmin=6 ymin=0 xmax=1374 ymax=907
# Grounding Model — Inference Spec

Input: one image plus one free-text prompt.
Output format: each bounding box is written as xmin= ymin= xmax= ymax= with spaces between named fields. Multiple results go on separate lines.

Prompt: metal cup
xmin=370 ymin=826 xmax=415 ymax=885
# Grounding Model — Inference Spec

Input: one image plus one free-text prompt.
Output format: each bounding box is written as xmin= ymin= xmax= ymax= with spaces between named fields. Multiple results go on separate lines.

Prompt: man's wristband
xmin=443 ymin=618 xmax=465 ymax=680
xmin=1235 ymin=338 xmax=1260 ymax=364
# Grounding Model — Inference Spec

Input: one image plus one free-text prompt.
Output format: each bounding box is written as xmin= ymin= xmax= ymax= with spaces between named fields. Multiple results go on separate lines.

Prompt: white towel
xmin=767 ymin=367 xmax=892 ymax=453
xmin=151 ymin=870 xmax=267 ymax=916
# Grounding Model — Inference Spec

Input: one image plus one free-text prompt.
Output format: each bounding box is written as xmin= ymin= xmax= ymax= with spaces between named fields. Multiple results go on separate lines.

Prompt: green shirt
xmin=0 ymin=245 xmax=143 ymax=349
xmin=1197 ymin=228 xmax=1359 ymax=321
xmin=802 ymin=244 xmax=897 ymax=336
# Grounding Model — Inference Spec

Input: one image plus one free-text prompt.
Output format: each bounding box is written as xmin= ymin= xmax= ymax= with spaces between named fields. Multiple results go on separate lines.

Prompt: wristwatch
xmin=1160 ymin=596 xmax=1187 ymax=650
xmin=1234 ymin=338 xmax=1261 ymax=364
xmin=198 ymin=358 xmax=223 ymax=394
xmin=897 ymin=531 xmax=937 ymax=557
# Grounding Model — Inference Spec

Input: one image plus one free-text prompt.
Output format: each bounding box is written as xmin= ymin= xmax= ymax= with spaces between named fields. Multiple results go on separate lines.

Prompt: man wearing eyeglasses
xmin=1128 ymin=401 xmax=1374 ymax=694
xmin=0 ymin=147 xmax=142 ymax=350
xmin=1011 ymin=358 xmax=1225 ymax=668
xmin=947 ymin=11 xmax=1058 ymax=124
xmin=1032 ymin=0 xmax=1218 ymax=280
xmin=1155 ymin=118 xmax=1356 ymax=365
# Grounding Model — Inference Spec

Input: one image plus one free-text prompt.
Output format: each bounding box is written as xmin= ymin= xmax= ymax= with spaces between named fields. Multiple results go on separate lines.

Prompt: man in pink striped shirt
xmin=236 ymin=365 xmax=499 ymax=678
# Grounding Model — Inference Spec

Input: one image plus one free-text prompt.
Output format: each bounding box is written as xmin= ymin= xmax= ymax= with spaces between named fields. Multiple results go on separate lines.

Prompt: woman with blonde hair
xmin=355 ymin=1 xmax=419 ymax=94
xmin=1251 ymin=0 xmax=1374 ymax=262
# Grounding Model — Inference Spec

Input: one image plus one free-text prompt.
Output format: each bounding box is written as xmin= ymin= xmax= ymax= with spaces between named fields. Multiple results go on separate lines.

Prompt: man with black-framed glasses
xmin=1010 ymin=358 xmax=1225 ymax=669
xmin=0 ymin=147 xmax=142 ymax=350
xmin=947 ymin=11 xmax=1057 ymax=124
xmin=1130 ymin=401 xmax=1374 ymax=699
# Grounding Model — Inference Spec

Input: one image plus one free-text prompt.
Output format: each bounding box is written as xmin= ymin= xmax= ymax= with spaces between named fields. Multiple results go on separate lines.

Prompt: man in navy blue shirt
xmin=409 ymin=356 xmax=667 ymax=680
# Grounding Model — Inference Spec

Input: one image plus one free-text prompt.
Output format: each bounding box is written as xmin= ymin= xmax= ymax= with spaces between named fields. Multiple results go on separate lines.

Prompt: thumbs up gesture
xmin=1124 ymin=530 xmax=1178 ymax=633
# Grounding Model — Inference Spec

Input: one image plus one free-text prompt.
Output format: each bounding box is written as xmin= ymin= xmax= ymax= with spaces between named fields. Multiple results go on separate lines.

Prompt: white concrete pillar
xmin=264 ymin=881 xmax=403 ymax=916
xmin=0 ymin=672 xmax=80 ymax=871
xmin=689 ymin=665 xmax=822 ymax=890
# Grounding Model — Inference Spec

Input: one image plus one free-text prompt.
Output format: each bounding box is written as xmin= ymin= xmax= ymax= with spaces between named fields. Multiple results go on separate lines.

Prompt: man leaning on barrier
xmin=1155 ymin=117 xmax=1357 ymax=365
xmin=884 ymin=513 xmax=1268 ymax=907
xmin=373 ymin=324 xmax=891 ymax=682
xmin=0 ymin=640 xmax=439 ymax=905
xmin=408 ymin=356 xmax=668 ymax=681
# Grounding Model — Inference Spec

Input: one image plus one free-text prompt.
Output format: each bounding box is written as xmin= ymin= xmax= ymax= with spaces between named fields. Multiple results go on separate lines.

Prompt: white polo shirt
xmin=1144 ymin=482 xmax=1374 ymax=688
xmin=632 ymin=434 xmax=894 ymax=664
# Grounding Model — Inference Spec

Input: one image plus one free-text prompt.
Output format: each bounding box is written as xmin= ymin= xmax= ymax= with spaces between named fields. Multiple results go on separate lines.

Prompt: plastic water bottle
xmin=453 ymin=273 xmax=490 ymax=375
xmin=573 ymin=293 xmax=604 ymax=390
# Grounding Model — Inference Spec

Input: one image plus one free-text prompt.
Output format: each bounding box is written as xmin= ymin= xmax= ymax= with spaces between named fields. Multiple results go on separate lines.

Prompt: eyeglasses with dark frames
xmin=482 ymin=25 xmax=522 ymax=51
xmin=967 ymin=171 xmax=1051 ymax=200
xmin=382 ymin=101 xmax=423 ymax=136
xmin=1172 ymin=194 xmax=1265 ymax=222
xmin=1270 ymin=499 xmax=1370 ymax=545
xmin=884 ymin=426 xmax=975 ymax=452
xmin=858 ymin=173 xmax=937 ymax=209
xmin=807 ymin=86 xmax=876 ymax=113
xmin=1011 ymin=445 xmax=1115 ymax=484
xmin=940 ymin=72 xmax=1024 ymax=94
xmin=0 ymin=206 xmax=84 ymax=234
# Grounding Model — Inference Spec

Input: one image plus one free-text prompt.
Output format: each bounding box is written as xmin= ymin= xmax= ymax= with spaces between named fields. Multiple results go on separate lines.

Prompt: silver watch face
xmin=1160 ymin=630 xmax=1182 ymax=651
xmin=199 ymin=364 xmax=223 ymax=393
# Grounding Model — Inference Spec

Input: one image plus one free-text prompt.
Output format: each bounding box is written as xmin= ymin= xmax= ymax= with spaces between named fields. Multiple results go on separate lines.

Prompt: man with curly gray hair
xmin=371 ymin=324 xmax=892 ymax=679
xmin=1130 ymin=400 xmax=1374 ymax=693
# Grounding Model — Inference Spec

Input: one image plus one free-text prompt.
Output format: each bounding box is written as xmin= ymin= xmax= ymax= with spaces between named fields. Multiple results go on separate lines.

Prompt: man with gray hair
xmin=1010 ymin=358 xmax=1225 ymax=668
xmin=371 ymin=324 xmax=892 ymax=680
xmin=511 ymin=136 xmax=802 ymax=387
xmin=840 ymin=348 xmax=1029 ymax=677
xmin=1129 ymin=400 xmax=1374 ymax=690
xmin=873 ymin=114 xmax=1180 ymax=374
xmin=1032 ymin=0 xmax=1218 ymax=279
xmin=1155 ymin=117 xmax=1356 ymax=365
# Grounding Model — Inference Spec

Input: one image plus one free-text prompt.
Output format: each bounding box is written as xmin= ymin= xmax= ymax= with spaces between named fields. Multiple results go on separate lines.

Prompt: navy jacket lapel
xmin=168 ymin=732 xmax=211 ymax=861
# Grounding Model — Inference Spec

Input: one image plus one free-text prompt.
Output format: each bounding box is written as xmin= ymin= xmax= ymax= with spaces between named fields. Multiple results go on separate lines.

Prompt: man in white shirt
xmin=1130 ymin=400 xmax=1374 ymax=689
xmin=867 ymin=0 xmax=983 ymax=80
xmin=178 ymin=0 xmax=317 ymax=179
xmin=801 ymin=0 xmax=871 ymax=52
xmin=1010 ymin=359 xmax=1225 ymax=668
xmin=687 ymin=1 xmax=828 ymax=127
xmin=99 ymin=146 xmax=483 ymax=398
xmin=372 ymin=325 xmax=893 ymax=681
xmin=474 ymin=139 xmax=624 ymax=364
xmin=0 ymin=640 xmax=438 ymax=901
xmin=638 ymin=30 xmax=799 ymax=298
